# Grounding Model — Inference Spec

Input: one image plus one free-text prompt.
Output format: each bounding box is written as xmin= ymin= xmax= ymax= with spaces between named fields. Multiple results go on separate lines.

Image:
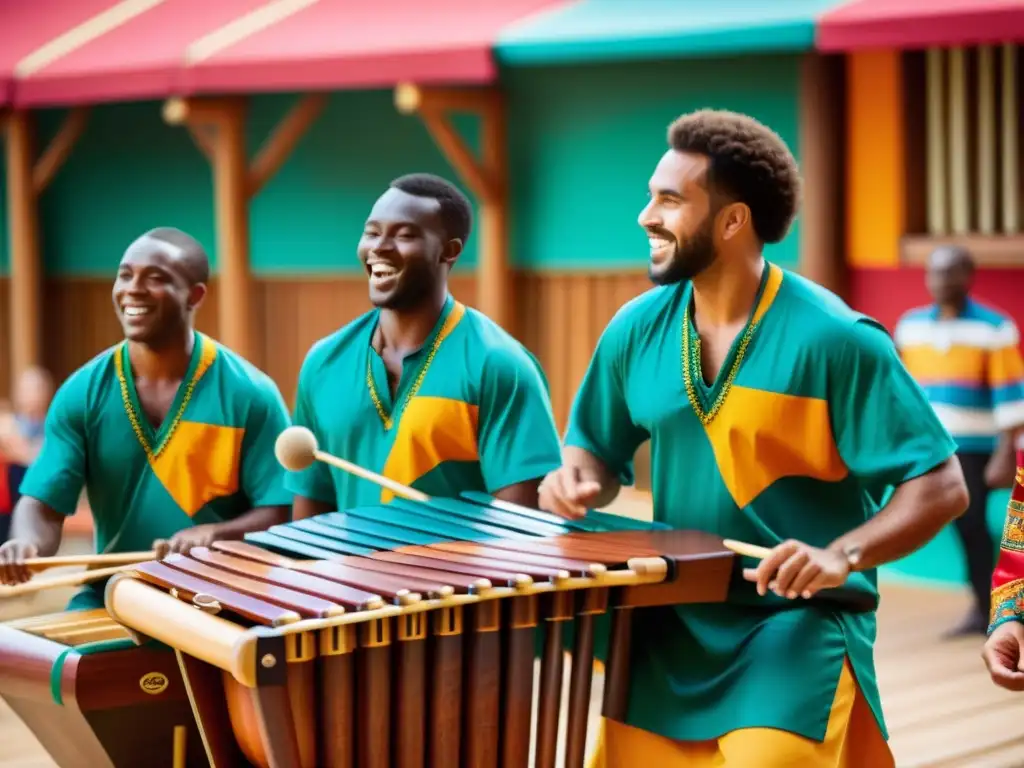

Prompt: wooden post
xmin=3 ymin=107 xmax=89 ymax=386
xmin=798 ymin=52 xmax=847 ymax=300
xmin=163 ymin=94 xmax=327 ymax=366
xmin=394 ymin=83 xmax=512 ymax=334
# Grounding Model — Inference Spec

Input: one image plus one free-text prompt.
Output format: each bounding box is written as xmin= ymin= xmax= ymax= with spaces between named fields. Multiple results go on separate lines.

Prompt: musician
xmin=286 ymin=173 xmax=561 ymax=518
xmin=0 ymin=228 xmax=292 ymax=609
xmin=539 ymin=110 xmax=969 ymax=766
xmin=983 ymin=447 xmax=1024 ymax=691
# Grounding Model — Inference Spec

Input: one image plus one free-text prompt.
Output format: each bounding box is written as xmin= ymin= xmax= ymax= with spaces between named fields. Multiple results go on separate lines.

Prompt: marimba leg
xmin=319 ymin=626 xmax=355 ymax=768
xmin=176 ymin=652 xmax=248 ymax=767
xmin=463 ymin=601 xmax=502 ymax=768
xmin=428 ymin=608 xmax=464 ymax=766
xmin=395 ymin=613 xmax=427 ymax=768
xmin=535 ymin=593 xmax=573 ymax=768
xmin=500 ymin=596 xmax=538 ymax=768
xmin=357 ymin=620 xmax=391 ymax=768
xmin=565 ymin=589 xmax=608 ymax=768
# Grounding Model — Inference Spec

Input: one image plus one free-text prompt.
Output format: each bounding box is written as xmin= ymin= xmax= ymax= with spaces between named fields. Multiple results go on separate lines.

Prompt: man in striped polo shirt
xmin=895 ymin=245 xmax=1024 ymax=636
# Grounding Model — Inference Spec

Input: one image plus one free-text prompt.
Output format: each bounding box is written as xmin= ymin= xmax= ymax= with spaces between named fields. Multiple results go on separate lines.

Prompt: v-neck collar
xmin=118 ymin=331 xmax=205 ymax=457
xmin=366 ymin=294 xmax=457 ymax=420
xmin=682 ymin=262 xmax=776 ymax=404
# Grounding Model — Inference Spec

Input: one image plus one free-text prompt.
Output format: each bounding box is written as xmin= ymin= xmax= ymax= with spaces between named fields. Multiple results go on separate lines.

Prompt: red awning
xmin=7 ymin=0 xmax=568 ymax=108
xmin=180 ymin=0 xmax=566 ymax=95
xmin=817 ymin=0 xmax=1024 ymax=51
xmin=12 ymin=0 xmax=272 ymax=108
xmin=0 ymin=0 xmax=119 ymax=106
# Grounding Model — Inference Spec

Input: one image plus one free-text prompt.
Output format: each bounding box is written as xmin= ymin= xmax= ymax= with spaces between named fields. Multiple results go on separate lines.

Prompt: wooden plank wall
xmin=0 ymin=272 xmax=654 ymax=487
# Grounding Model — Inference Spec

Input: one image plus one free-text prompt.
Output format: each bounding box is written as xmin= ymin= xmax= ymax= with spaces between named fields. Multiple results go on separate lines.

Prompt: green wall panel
xmin=504 ymin=54 xmax=803 ymax=270
xmin=32 ymin=94 xmax=478 ymax=278
xmin=37 ymin=103 xmax=216 ymax=277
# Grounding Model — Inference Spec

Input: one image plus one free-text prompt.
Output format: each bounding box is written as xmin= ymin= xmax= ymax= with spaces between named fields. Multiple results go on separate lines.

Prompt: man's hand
xmin=0 ymin=538 xmax=39 ymax=585
xmin=538 ymin=466 xmax=602 ymax=520
xmin=985 ymin=451 xmax=1016 ymax=489
xmin=153 ymin=525 xmax=221 ymax=559
xmin=743 ymin=539 xmax=850 ymax=599
xmin=983 ymin=621 xmax=1024 ymax=691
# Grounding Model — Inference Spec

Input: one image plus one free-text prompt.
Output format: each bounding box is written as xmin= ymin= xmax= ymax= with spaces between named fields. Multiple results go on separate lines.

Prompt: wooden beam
xmin=248 ymin=93 xmax=327 ymax=197
xmin=5 ymin=111 xmax=43 ymax=383
xmin=798 ymin=52 xmax=848 ymax=300
xmin=3 ymin=107 xmax=90 ymax=386
xmin=395 ymin=83 xmax=512 ymax=333
xmin=33 ymin=107 xmax=90 ymax=194
xmin=163 ymin=94 xmax=326 ymax=364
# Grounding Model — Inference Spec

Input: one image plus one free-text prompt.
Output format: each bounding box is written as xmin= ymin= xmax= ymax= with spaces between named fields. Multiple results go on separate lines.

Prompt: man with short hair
xmin=541 ymin=110 xmax=968 ymax=766
xmin=0 ymin=227 xmax=293 ymax=609
xmin=286 ymin=173 xmax=561 ymax=517
xmin=895 ymin=246 xmax=1024 ymax=636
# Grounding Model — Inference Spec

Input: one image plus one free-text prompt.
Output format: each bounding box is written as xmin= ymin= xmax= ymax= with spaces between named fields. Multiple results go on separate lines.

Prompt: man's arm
xmin=825 ymin=455 xmax=967 ymax=571
xmin=751 ymin=320 xmax=967 ymax=598
xmin=0 ymin=498 xmax=65 ymax=584
xmin=294 ymin=495 xmax=333 ymax=521
xmin=540 ymin=313 xmax=649 ymax=518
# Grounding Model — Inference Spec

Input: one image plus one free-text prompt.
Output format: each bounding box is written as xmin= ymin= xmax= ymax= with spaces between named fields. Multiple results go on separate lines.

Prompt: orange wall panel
xmin=846 ymin=50 xmax=905 ymax=268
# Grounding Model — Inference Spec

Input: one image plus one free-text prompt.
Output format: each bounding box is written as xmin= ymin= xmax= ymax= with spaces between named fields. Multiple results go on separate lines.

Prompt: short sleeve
xmin=19 ymin=375 xmax=88 ymax=516
xmin=830 ymin=318 xmax=958 ymax=492
xmin=476 ymin=347 xmax=563 ymax=492
xmin=283 ymin=353 xmax=335 ymax=504
xmin=986 ymin=320 xmax=1024 ymax=431
xmin=563 ymin=315 xmax=649 ymax=486
xmin=239 ymin=378 xmax=294 ymax=509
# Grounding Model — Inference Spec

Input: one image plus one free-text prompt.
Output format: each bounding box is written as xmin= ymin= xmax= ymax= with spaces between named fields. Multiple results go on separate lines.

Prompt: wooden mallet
xmin=275 ymin=425 xmax=429 ymax=502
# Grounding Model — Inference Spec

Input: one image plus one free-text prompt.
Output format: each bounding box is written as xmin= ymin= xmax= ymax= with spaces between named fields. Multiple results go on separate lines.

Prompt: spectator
xmin=894 ymin=246 xmax=1024 ymax=637
xmin=0 ymin=367 xmax=53 ymax=542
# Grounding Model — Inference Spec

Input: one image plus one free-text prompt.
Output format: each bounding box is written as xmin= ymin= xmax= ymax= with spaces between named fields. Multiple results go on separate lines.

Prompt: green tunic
xmin=285 ymin=294 xmax=563 ymax=508
xmin=20 ymin=332 xmax=292 ymax=610
xmin=564 ymin=263 xmax=956 ymax=743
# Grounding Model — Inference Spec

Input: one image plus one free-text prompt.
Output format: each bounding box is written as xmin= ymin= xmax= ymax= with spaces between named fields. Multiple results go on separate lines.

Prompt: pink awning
xmin=180 ymin=0 xmax=566 ymax=95
xmin=7 ymin=0 xmax=569 ymax=108
xmin=12 ymin=0 xmax=270 ymax=108
xmin=0 ymin=0 xmax=118 ymax=106
xmin=817 ymin=0 xmax=1024 ymax=51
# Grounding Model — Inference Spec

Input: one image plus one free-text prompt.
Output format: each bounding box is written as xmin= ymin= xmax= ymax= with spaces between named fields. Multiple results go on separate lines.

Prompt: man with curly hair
xmin=539 ymin=110 xmax=969 ymax=765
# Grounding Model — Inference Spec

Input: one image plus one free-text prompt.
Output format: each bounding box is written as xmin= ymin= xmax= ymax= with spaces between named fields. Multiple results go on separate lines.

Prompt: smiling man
xmin=0 ymin=227 xmax=292 ymax=609
xmin=538 ymin=110 xmax=968 ymax=766
xmin=286 ymin=173 xmax=561 ymax=517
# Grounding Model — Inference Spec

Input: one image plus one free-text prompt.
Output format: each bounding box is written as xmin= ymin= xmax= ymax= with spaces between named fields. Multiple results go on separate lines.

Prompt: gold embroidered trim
xmin=367 ymin=302 xmax=464 ymax=431
xmin=990 ymin=578 xmax=1024 ymax=626
xmin=114 ymin=334 xmax=213 ymax=461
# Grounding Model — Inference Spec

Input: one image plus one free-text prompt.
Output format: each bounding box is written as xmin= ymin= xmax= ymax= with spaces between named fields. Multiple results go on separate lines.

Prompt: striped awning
xmin=0 ymin=0 xmax=119 ymax=106
xmin=496 ymin=0 xmax=844 ymax=65
xmin=5 ymin=0 xmax=566 ymax=108
xmin=817 ymin=0 xmax=1024 ymax=51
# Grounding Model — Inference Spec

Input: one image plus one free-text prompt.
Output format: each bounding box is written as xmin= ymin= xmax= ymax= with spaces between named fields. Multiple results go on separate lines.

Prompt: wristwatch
xmin=842 ymin=543 xmax=863 ymax=571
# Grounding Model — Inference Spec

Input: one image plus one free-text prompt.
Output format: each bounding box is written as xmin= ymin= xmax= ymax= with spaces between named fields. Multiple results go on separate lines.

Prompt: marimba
xmin=104 ymin=494 xmax=738 ymax=768
xmin=0 ymin=607 xmax=204 ymax=767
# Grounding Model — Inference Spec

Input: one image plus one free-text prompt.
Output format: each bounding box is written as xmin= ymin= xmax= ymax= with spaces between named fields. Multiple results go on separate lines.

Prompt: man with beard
xmin=0 ymin=227 xmax=292 ymax=608
xmin=539 ymin=110 xmax=969 ymax=766
xmin=286 ymin=173 xmax=561 ymax=517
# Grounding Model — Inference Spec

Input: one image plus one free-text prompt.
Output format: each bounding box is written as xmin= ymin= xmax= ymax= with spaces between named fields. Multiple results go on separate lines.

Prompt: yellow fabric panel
xmin=149 ymin=420 xmax=244 ymax=516
xmin=378 ymin=396 xmax=480 ymax=503
xmin=899 ymin=344 xmax=986 ymax=384
xmin=701 ymin=385 xmax=847 ymax=508
xmin=588 ymin=658 xmax=893 ymax=767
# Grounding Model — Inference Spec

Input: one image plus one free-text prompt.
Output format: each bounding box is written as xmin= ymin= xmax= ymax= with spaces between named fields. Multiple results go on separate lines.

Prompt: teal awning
xmin=496 ymin=0 xmax=845 ymax=66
